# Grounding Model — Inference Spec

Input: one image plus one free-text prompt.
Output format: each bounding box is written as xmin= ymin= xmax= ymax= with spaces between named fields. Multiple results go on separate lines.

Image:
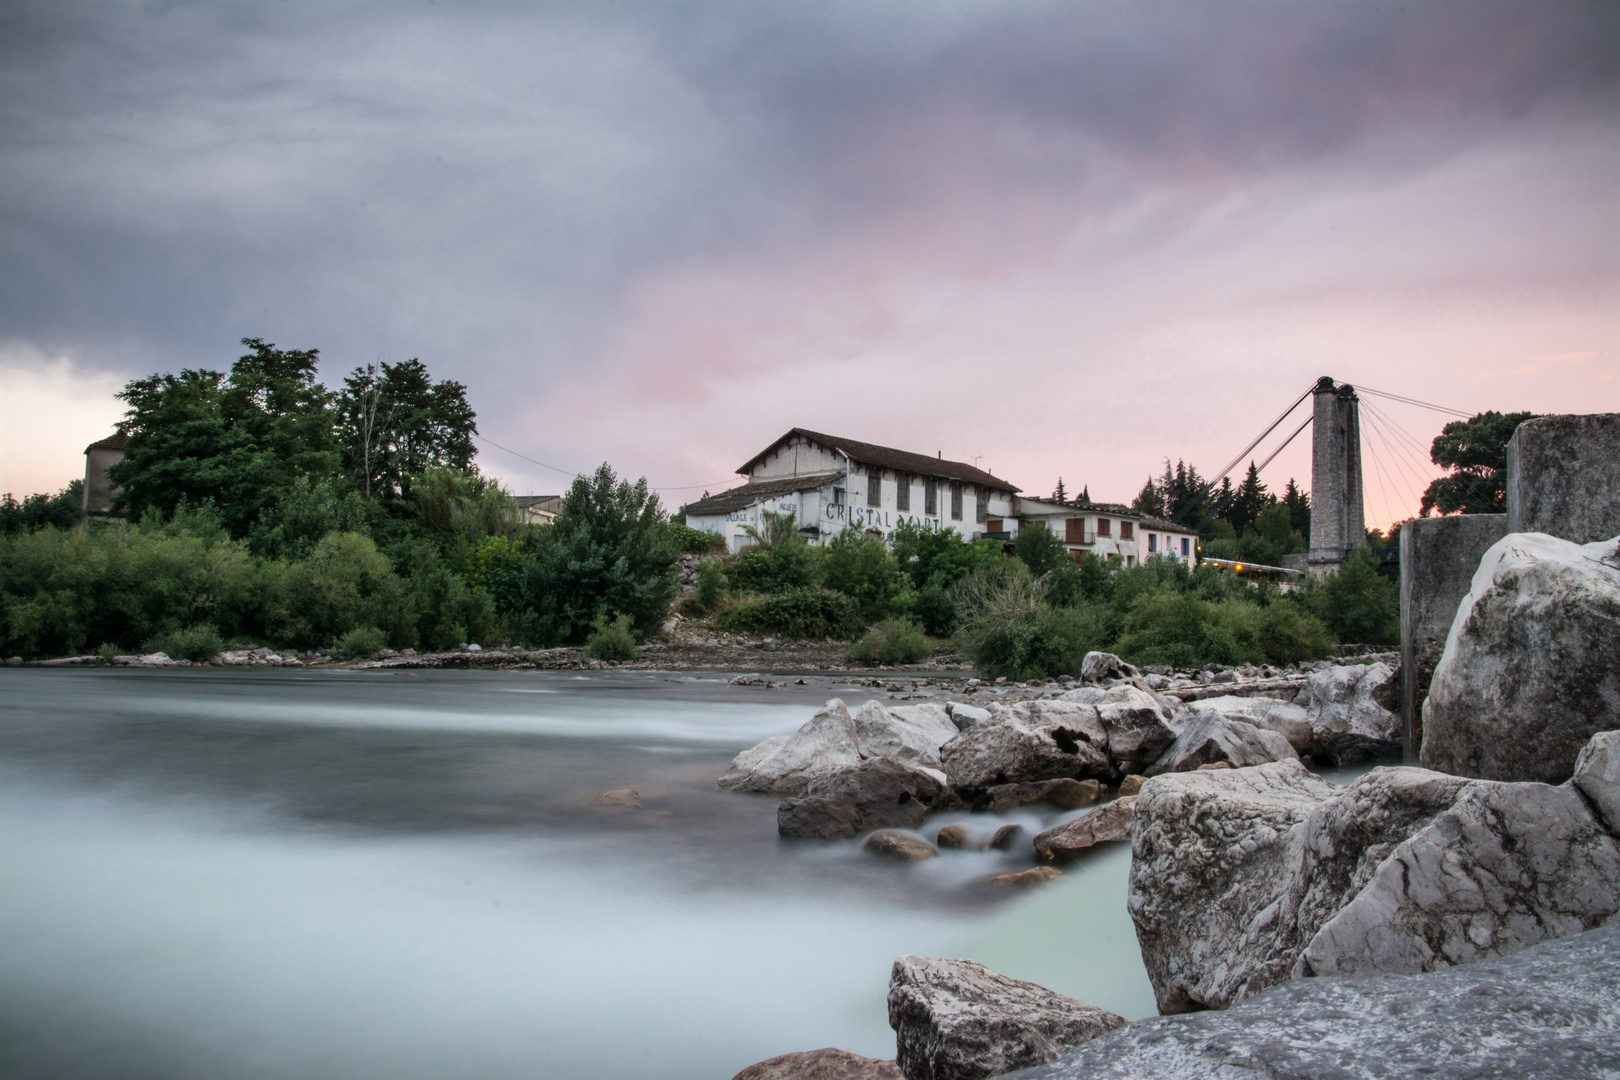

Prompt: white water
xmin=0 ymin=669 xmax=1155 ymax=1079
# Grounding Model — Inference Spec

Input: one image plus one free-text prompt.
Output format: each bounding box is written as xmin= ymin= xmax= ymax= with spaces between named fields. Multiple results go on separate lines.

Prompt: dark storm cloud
xmin=2 ymin=1 xmax=1616 ymax=492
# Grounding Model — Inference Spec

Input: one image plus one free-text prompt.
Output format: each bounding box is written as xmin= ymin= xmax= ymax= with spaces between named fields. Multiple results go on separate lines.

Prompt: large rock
xmin=945 ymin=702 xmax=991 ymax=732
xmin=1080 ymin=651 xmax=1140 ymax=683
xmin=887 ymin=956 xmax=1127 ymax=1080
xmin=1302 ymin=778 xmax=1620 ymax=978
xmin=983 ymin=778 xmax=1099 ymax=813
xmin=1032 ymin=797 xmax=1136 ymax=863
xmin=1092 ymin=685 xmax=1179 ymax=765
xmin=1127 ymin=761 xmax=1338 ymax=1013
xmin=1192 ymin=695 xmax=1315 ymax=755
xmin=1000 ymin=925 xmax=1620 ymax=1080
xmin=939 ymin=702 xmax=1110 ymax=793
xmin=1144 ymin=710 xmax=1299 ymax=777
xmin=1421 ymin=532 xmax=1620 ymax=784
xmin=732 ymin=1048 xmax=902 ymax=1080
xmin=1505 ymin=412 xmax=1620 ymax=543
xmin=719 ymin=700 xmax=865 ymax=795
xmin=777 ymin=758 xmax=955 ymax=840
xmin=854 ymin=701 xmax=962 ymax=769
xmin=1302 ymin=662 xmax=1398 ymax=745
xmin=1576 ymin=730 xmax=1620 ymax=833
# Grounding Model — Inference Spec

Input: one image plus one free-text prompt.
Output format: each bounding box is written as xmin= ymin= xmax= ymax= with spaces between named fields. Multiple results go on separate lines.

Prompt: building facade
xmin=82 ymin=432 xmax=127 ymax=515
xmin=683 ymin=429 xmax=1020 ymax=553
xmin=1012 ymin=497 xmax=1199 ymax=569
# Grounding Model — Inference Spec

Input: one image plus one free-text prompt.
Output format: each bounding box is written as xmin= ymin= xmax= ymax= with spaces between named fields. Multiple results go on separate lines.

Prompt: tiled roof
xmin=740 ymin=429 xmax=1019 ymax=492
xmin=84 ymin=432 xmax=128 ymax=454
xmin=1137 ymin=515 xmax=1199 ymax=534
xmin=513 ymin=495 xmax=561 ymax=507
xmin=681 ymin=472 xmax=845 ymax=517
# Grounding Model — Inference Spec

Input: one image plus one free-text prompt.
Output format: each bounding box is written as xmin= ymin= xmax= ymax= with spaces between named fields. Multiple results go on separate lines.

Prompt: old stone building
xmin=82 ymin=432 xmax=127 ymax=515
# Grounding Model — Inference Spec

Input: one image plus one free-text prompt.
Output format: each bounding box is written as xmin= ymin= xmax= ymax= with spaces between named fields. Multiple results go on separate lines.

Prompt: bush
xmin=336 ymin=625 xmax=387 ymax=660
xmin=668 ymin=522 xmax=723 ymax=555
xmin=97 ymin=641 xmax=120 ymax=660
xmin=1111 ymin=588 xmax=1262 ymax=669
xmin=715 ymin=588 xmax=862 ymax=640
xmin=584 ymin=613 xmax=637 ymax=661
xmin=145 ymin=623 xmax=224 ymax=663
xmin=821 ymin=526 xmax=909 ymax=618
xmin=728 ymin=535 xmax=822 ymax=594
xmin=1255 ymin=601 xmax=1337 ymax=664
xmin=848 ymin=618 xmax=933 ymax=665
xmin=952 ymin=561 xmax=1107 ymax=679
xmin=696 ymin=559 xmax=726 ymax=609
xmin=1311 ymin=548 xmax=1398 ymax=645
xmin=911 ymin=581 xmax=958 ymax=637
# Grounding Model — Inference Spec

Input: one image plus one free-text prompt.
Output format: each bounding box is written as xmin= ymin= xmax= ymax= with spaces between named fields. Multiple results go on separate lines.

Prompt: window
xmin=1120 ymin=521 xmax=1134 ymax=540
xmin=832 ymin=487 xmax=845 ymax=506
xmin=867 ymin=467 xmax=882 ymax=507
xmin=925 ymin=479 xmax=938 ymax=516
xmin=975 ymin=488 xmax=986 ymax=523
xmin=950 ymin=482 xmax=963 ymax=520
xmin=1072 ymin=550 xmax=1084 ymax=565
xmin=1065 ymin=518 xmax=1085 ymax=544
xmin=1096 ymin=518 xmax=1111 ymax=537
xmin=1181 ymin=537 xmax=1191 ymax=557
xmin=986 ymin=518 xmax=1003 ymax=534
xmin=896 ymin=474 xmax=910 ymax=512
xmin=1148 ymin=533 xmax=1158 ymax=553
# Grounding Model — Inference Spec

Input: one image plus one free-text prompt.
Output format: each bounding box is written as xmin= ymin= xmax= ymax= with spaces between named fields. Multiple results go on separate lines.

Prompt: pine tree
xmin=1132 ymin=476 xmax=1166 ymax=518
xmin=1229 ymin=462 xmax=1269 ymax=536
xmin=1283 ymin=478 xmax=1311 ymax=537
xmin=1079 ymin=485 xmax=1090 ymax=504
xmin=1052 ymin=478 xmax=1067 ymax=502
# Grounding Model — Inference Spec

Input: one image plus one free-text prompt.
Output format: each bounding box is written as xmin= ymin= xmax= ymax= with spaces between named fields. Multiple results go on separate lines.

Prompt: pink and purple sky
xmin=2 ymin=1 xmax=1616 ymax=528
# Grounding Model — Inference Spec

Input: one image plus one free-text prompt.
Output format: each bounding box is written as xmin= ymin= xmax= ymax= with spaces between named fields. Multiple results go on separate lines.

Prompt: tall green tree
xmin=1419 ymin=410 xmax=1538 ymax=516
xmin=1227 ymin=462 xmax=1272 ymax=536
xmin=1282 ymin=478 xmax=1311 ymax=537
xmin=109 ymin=338 xmax=340 ymax=537
xmin=337 ymin=358 xmax=477 ymax=504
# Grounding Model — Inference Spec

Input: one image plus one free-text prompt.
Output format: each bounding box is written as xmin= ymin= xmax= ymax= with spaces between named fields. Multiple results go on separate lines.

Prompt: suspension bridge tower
xmin=1308 ymin=376 xmax=1367 ymax=569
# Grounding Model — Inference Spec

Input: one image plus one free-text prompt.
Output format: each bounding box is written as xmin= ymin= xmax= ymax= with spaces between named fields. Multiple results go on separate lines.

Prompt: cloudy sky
xmin=3 ymin=1 xmax=1616 ymax=527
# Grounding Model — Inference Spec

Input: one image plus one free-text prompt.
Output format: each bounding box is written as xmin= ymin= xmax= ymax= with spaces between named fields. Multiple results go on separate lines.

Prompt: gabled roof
xmin=85 ymin=432 xmax=128 ymax=454
xmin=681 ymin=472 xmax=845 ymax=518
xmin=740 ymin=428 xmax=1019 ymax=492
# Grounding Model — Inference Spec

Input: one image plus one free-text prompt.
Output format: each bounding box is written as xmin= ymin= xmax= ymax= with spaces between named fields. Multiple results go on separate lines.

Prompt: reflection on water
xmin=0 ymin=669 xmax=1156 ymax=1080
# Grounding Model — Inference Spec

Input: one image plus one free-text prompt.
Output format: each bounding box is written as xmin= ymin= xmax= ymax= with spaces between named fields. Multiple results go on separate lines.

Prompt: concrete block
xmin=1506 ymin=413 xmax=1620 ymax=544
xmin=1398 ymin=513 xmax=1507 ymax=758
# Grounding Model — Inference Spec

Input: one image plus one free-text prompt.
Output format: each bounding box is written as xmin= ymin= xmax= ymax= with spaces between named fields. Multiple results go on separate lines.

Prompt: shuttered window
xmin=867 ymin=467 xmax=882 ymax=507
xmin=925 ymin=480 xmax=937 ymax=516
xmin=975 ymin=488 xmax=986 ymax=523
xmin=1120 ymin=521 xmax=1133 ymax=540
xmin=1096 ymin=518 xmax=1111 ymax=537
xmin=1065 ymin=518 xmax=1085 ymax=543
xmin=950 ymin=482 xmax=963 ymax=520
xmin=896 ymin=474 xmax=910 ymax=512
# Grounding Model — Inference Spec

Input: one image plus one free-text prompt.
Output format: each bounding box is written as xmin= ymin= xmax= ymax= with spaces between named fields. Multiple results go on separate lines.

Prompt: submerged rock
xmin=940 ymin=702 xmax=1110 ymax=792
xmin=865 ymin=831 xmax=939 ymax=862
xmin=1422 ymin=532 xmax=1620 ymax=784
xmin=731 ymin=1048 xmax=902 ymax=1080
xmin=1002 ymin=925 xmax=1620 ymax=1080
xmin=986 ymin=867 xmax=1062 ymax=887
xmin=982 ymin=778 xmax=1100 ymax=813
xmin=778 ymin=758 xmax=955 ymax=840
xmin=888 ymin=955 xmax=1127 ymax=1080
xmin=1032 ymin=798 xmax=1136 ymax=863
xmin=985 ymin=823 xmax=1022 ymax=850
xmin=1322 ymin=732 xmax=1402 ymax=767
xmin=936 ymin=824 xmax=971 ymax=849
xmin=1145 ymin=710 xmax=1298 ymax=776
xmin=719 ymin=699 xmax=865 ymax=795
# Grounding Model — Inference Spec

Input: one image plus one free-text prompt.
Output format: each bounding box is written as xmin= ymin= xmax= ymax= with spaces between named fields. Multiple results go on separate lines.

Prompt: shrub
xmin=336 ymin=625 xmax=388 ymax=660
xmin=715 ymin=588 xmax=862 ymax=640
xmin=728 ymin=535 xmax=822 ymax=594
xmin=1311 ymin=547 xmax=1399 ymax=645
xmin=1255 ymin=601 xmax=1337 ymax=664
xmin=848 ymin=618 xmax=933 ymax=666
xmin=952 ymin=561 xmax=1107 ymax=679
xmin=668 ymin=522 xmax=724 ymax=555
xmin=145 ymin=623 xmax=225 ymax=663
xmin=584 ymin=613 xmax=637 ymax=661
xmin=97 ymin=642 xmax=120 ymax=661
xmin=696 ymin=559 xmax=726 ymax=609
xmin=1111 ymin=588 xmax=1263 ymax=669
xmin=821 ymin=526 xmax=909 ymax=618
xmin=911 ymin=581 xmax=958 ymax=637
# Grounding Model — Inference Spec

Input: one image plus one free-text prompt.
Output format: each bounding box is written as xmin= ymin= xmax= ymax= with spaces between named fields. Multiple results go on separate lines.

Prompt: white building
xmin=682 ymin=428 xmax=1020 ymax=553
xmin=1009 ymin=498 xmax=1200 ymax=569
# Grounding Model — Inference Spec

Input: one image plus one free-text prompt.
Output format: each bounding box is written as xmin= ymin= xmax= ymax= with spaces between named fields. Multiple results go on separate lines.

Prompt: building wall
xmin=83 ymin=446 xmax=123 ymax=514
xmin=746 ymin=437 xmax=847 ymax=481
xmin=1014 ymin=499 xmax=1198 ymax=569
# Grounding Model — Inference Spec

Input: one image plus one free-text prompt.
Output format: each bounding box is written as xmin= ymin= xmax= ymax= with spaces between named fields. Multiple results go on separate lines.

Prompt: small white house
xmin=1011 ymin=498 xmax=1200 ymax=569
xmin=682 ymin=428 xmax=1020 ymax=553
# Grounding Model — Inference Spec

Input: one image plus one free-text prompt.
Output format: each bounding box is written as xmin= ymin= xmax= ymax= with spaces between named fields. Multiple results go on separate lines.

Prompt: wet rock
xmin=731 ymin=1047 xmax=902 ymax=1080
xmin=1093 ymin=685 xmax=1179 ymax=766
xmin=1128 ymin=760 xmax=1337 ymax=1014
xmin=1032 ymin=798 xmax=1136 ymax=863
xmin=1322 ymin=732 xmax=1403 ymax=767
xmin=1422 ymin=532 xmax=1620 ymax=784
xmin=1145 ymin=710 xmax=1299 ymax=776
xmin=1080 ymin=651 xmax=1141 ymax=683
xmin=1574 ymin=730 xmax=1620 ymax=833
xmin=1192 ymin=695 xmax=1315 ymax=755
xmin=982 ymin=778 xmax=1100 ymax=813
xmin=1303 ymin=662 xmax=1399 ymax=745
xmin=940 ymin=702 xmax=1110 ymax=792
xmin=1001 ymin=926 xmax=1620 ymax=1080
xmin=778 ymin=759 xmax=955 ymax=840
xmin=985 ymin=823 xmax=1022 ymax=850
xmin=986 ymin=867 xmax=1063 ymax=887
xmin=854 ymin=701 xmax=961 ymax=769
xmin=719 ymin=699 xmax=864 ymax=795
xmin=936 ymin=824 xmax=971 ymax=849
xmin=1054 ymin=685 xmax=1105 ymax=705
xmin=1117 ymin=774 xmax=1145 ymax=797
xmin=865 ymin=831 xmax=939 ymax=862
xmin=945 ymin=702 xmax=991 ymax=732
xmin=888 ymin=955 xmax=1128 ymax=1080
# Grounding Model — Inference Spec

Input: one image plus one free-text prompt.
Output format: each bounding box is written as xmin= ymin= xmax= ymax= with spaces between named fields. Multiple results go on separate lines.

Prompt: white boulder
xmin=1145 ymin=710 xmax=1299 ymax=776
xmin=718 ymin=699 xmax=865 ymax=795
xmin=855 ymin=701 xmax=961 ymax=769
xmin=939 ymin=701 xmax=1110 ymax=792
xmin=1303 ymin=661 xmax=1398 ymax=745
xmin=1194 ymin=695 xmax=1315 ymax=755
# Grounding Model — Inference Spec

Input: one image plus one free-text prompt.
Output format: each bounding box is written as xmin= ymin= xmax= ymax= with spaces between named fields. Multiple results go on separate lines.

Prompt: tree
xmin=1 ymin=481 xmax=84 ymax=533
xmin=1283 ymin=478 xmax=1311 ymax=538
xmin=1311 ymin=547 xmax=1398 ymax=645
xmin=821 ymin=526 xmax=908 ymax=618
xmin=337 ymin=358 xmax=477 ymax=505
xmin=507 ymin=463 xmax=680 ymax=645
xmin=1052 ymin=478 xmax=1067 ymax=502
xmin=109 ymin=338 xmax=340 ymax=537
xmin=1132 ymin=476 xmax=1166 ymax=518
xmin=1419 ymin=410 xmax=1538 ymax=516
xmin=1227 ymin=463 xmax=1272 ymax=536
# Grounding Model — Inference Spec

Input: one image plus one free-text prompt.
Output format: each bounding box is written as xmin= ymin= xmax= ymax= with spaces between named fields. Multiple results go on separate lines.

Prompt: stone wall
xmin=1398 ymin=514 xmax=1506 ymax=758
xmin=1506 ymin=412 xmax=1620 ymax=544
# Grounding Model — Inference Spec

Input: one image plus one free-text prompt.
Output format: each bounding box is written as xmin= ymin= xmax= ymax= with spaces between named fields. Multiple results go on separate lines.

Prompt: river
xmin=0 ymin=668 xmax=1156 ymax=1080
